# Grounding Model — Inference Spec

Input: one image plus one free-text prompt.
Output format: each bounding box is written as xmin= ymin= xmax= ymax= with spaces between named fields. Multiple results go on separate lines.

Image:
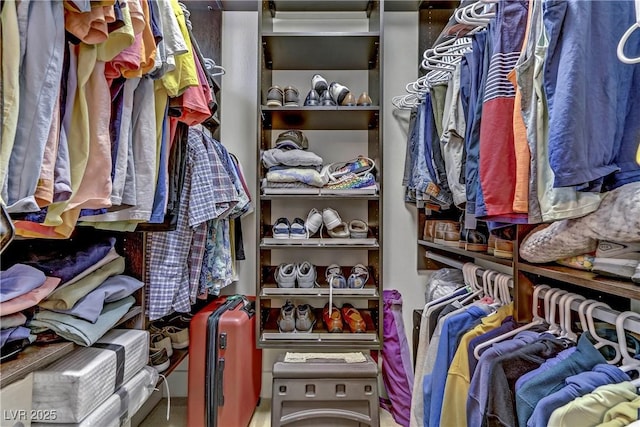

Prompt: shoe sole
xmin=266 ymin=100 xmax=283 ymax=107
xmin=277 ymin=282 xmax=295 ymax=288
xmin=284 ymin=102 xmax=299 ymax=107
xmin=153 ymin=359 xmax=171 ymax=372
xmin=592 ymin=258 xmax=639 ymax=279
xmin=304 ymin=101 xmax=320 ymax=106
xmin=273 ymin=234 xmax=290 ymax=239
xmin=171 ymin=341 xmax=189 ymax=350
xmin=289 ymin=234 xmax=307 ymax=239
xmin=466 ymin=243 xmax=489 ymax=252
xmin=493 ymin=249 xmax=513 ymax=259
xmin=442 ymin=239 xmax=459 ymax=247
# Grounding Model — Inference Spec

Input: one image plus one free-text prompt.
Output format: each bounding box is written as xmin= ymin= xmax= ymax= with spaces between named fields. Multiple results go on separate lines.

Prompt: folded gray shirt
xmin=50 ymin=275 xmax=143 ymax=323
xmin=262 ymin=148 xmax=323 ymax=168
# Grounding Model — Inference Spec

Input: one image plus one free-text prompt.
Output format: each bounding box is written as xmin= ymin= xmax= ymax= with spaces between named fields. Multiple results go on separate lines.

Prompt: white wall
xmin=166 ymin=9 xmax=424 ymax=399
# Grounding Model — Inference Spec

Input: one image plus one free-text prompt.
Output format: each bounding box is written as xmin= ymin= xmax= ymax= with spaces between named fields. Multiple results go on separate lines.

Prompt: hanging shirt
xmin=146 ymin=128 xmax=238 ymax=320
xmin=477 ymin=0 xmax=529 ymax=222
xmin=598 ymin=396 xmax=640 ymax=427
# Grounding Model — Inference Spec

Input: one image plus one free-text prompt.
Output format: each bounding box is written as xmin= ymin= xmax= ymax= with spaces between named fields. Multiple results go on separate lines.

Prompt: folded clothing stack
xmin=33 ymin=366 xmax=158 ymax=427
xmin=32 ymin=329 xmax=149 ymax=423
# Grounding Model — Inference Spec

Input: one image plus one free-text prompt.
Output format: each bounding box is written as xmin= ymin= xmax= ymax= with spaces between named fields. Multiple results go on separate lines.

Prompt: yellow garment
xmin=161 ymin=0 xmax=199 ymax=97
xmin=97 ymin=0 xmax=135 ymax=62
xmin=39 ymin=256 xmax=125 ymax=310
xmin=549 ymin=382 xmax=638 ymax=427
xmin=0 ymin=1 xmax=20 ymax=205
xmin=440 ymin=303 xmax=514 ymax=427
xmin=510 ymin=0 xmax=534 ymax=214
xmin=122 ymin=0 xmax=156 ymax=77
xmin=597 ymin=396 xmax=640 ymax=427
xmin=34 ymin=99 xmax=61 ymax=207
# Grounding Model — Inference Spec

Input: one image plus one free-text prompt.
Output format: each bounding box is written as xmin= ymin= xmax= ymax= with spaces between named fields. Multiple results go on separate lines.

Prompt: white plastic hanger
xmin=561 ymin=293 xmax=585 ymax=342
xmin=616 ymin=311 xmax=640 ymax=377
xmin=482 ymin=269 xmax=498 ymax=301
xmin=586 ymin=301 xmax=623 ymax=364
xmin=547 ymin=289 xmax=569 ymax=335
xmin=556 ymin=292 xmax=575 ymax=338
xmin=617 ymin=0 xmax=640 ymax=64
xmin=472 ymin=284 xmax=548 ymax=360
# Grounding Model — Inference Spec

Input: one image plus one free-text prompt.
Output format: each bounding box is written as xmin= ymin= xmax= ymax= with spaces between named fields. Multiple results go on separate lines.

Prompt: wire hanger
xmin=617 ymin=0 xmax=640 ymax=64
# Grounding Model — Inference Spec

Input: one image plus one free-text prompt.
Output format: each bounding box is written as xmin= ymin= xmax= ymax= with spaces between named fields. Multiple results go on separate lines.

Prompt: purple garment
xmin=381 ymin=290 xmax=413 ymax=427
xmin=0 ymin=264 xmax=46 ymax=302
xmin=467 ymin=316 xmax=517 ymax=375
xmin=0 ymin=326 xmax=31 ymax=348
xmin=514 ymin=346 xmax=576 ymax=392
xmin=466 ymin=330 xmax=543 ymax=427
xmin=51 ymin=275 xmax=143 ymax=323
xmin=18 ymin=237 xmax=116 ymax=284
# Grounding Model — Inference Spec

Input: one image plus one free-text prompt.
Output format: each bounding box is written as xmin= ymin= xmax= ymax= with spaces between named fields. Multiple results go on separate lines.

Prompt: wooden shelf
xmin=261 ymin=106 xmax=379 ymax=130
xmin=418 ymin=240 xmax=514 ymax=267
xmin=0 ymin=342 xmax=75 ymax=388
xmin=259 ymin=332 xmax=380 ymax=349
xmin=262 ymin=32 xmax=380 ymax=70
xmin=261 ymin=193 xmax=379 ymax=200
xmin=261 ymin=238 xmax=379 ymax=249
xmin=269 ymin=0 xmax=374 ymax=12
xmin=518 ymin=262 xmax=640 ymax=301
xmin=156 ymin=348 xmax=189 ymax=386
xmin=261 ymin=285 xmax=379 ymax=298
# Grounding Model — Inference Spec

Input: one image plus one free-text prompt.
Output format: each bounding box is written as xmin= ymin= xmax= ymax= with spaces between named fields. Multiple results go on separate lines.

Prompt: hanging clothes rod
xmin=425 ymin=251 xmax=514 ymax=287
xmin=537 ymin=287 xmax=640 ymax=335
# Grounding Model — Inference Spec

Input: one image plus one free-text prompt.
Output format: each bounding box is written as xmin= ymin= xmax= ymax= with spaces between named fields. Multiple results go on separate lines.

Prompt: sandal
xmin=326 ymin=264 xmax=346 ymax=288
xmin=349 ymin=219 xmax=369 ymax=238
xmin=347 ymin=264 xmax=369 ymax=289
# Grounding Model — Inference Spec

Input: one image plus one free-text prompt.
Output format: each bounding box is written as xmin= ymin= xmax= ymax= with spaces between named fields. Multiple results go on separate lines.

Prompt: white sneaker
xmin=329 ymin=82 xmax=350 ymax=105
xmin=322 ymin=208 xmax=342 ymax=231
xmin=305 ymin=208 xmax=323 ymax=237
xmin=311 ymin=74 xmax=328 ymax=94
xmin=296 ymin=261 xmax=317 ymax=288
xmin=592 ymin=241 xmax=640 ymax=280
xmin=275 ymin=263 xmax=296 ymax=288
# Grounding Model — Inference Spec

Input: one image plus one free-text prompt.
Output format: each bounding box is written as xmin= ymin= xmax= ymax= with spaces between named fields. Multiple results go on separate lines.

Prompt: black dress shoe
xmin=304 ymin=89 xmax=320 ymax=106
xmin=320 ymin=90 xmax=336 ymax=106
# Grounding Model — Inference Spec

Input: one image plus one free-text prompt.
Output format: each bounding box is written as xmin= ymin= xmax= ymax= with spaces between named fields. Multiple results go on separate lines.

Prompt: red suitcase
xmin=187 ymin=296 xmax=262 ymax=427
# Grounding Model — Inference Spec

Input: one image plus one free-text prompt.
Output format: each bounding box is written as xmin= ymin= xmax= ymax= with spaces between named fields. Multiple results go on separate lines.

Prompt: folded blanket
xmin=262 ymin=148 xmax=323 ymax=168
xmin=266 ymin=168 xmax=329 ymax=188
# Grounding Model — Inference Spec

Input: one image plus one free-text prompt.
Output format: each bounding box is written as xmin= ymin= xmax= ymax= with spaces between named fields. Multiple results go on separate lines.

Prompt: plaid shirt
xmin=147 ymin=128 xmax=238 ymax=320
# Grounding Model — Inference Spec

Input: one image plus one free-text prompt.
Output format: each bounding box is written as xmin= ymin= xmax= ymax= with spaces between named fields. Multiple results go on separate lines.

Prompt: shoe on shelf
xmin=284 ymin=86 xmax=299 ymax=107
xmin=296 ymin=261 xmax=317 ymax=289
xmin=305 ymin=208 xmax=323 ymax=237
xmin=557 ymin=254 xmax=595 ymax=271
xmin=328 ymin=222 xmax=349 ymax=238
xmin=311 ymin=74 xmax=328 ymax=94
xmin=320 ymin=90 xmax=336 ymax=106
xmin=329 ymin=82 xmax=350 ymax=105
xmin=357 ymin=92 xmax=372 ymax=106
xmin=149 ymin=347 xmax=170 ymax=372
xmin=273 ymin=217 xmax=290 ymax=239
xmin=423 ymin=219 xmax=437 ymax=242
xmin=348 ymin=219 xmax=369 ymax=239
xmin=304 ymin=89 xmax=320 ymax=106
xmin=295 ymin=304 xmax=316 ymax=332
xmin=326 ymin=156 xmax=375 ymax=182
xmin=322 ymin=208 xmax=342 ymax=230
xmin=290 ymin=218 xmax=307 ymax=239
xmin=275 ymin=130 xmax=308 ymax=150
xmin=633 ymin=264 xmax=640 ymax=284
xmin=461 ymin=221 xmax=489 ymax=252
xmin=492 ymin=225 xmax=516 ymax=259
xmin=275 ymin=263 xmax=296 ymax=288
xmin=278 ymin=300 xmax=296 ymax=333
xmin=326 ymin=264 xmax=347 ymax=288
xmin=322 ymin=303 xmax=343 ymax=333
xmin=433 ymin=220 xmax=460 ymax=247
xmin=487 ymin=233 xmax=496 ymax=255
xmin=266 ymin=85 xmax=284 ymax=106
xmin=341 ymin=304 xmax=366 ymax=333
xmin=163 ymin=325 xmax=189 ymax=349
xmin=347 ymin=264 xmax=369 ymax=289
xmin=592 ymin=241 xmax=640 ymax=280
xmin=150 ymin=332 xmax=173 ymax=358
xmin=341 ymin=92 xmax=356 ymax=106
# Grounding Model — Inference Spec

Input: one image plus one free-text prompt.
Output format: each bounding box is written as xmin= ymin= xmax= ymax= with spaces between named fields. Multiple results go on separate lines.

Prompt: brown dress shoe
xmin=423 ymin=219 xmax=437 ymax=242
xmin=487 ymin=233 xmax=496 ymax=255
xmin=323 ymin=303 xmax=343 ymax=333
xmin=341 ymin=304 xmax=366 ymax=333
xmin=341 ymin=92 xmax=356 ymax=106
xmin=434 ymin=220 xmax=460 ymax=247
xmin=357 ymin=92 xmax=372 ymax=106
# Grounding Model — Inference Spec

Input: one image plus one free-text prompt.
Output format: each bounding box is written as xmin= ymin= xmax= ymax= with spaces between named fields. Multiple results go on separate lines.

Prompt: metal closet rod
xmin=425 ymin=251 xmax=514 ymax=287
xmin=536 ymin=287 xmax=640 ymax=335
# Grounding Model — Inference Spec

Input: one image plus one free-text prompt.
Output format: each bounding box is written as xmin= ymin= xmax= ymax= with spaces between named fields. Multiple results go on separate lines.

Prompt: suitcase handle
xmin=241 ymin=301 xmax=256 ymax=318
xmin=217 ymin=358 xmax=225 ymax=407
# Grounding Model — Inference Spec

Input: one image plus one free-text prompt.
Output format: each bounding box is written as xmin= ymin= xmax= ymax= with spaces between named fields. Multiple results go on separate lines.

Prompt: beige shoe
xmin=150 ymin=332 xmax=173 ymax=357
xmin=164 ymin=326 xmax=189 ymax=349
xmin=357 ymin=92 xmax=372 ymax=106
xmin=341 ymin=92 xmax=356 ymax=106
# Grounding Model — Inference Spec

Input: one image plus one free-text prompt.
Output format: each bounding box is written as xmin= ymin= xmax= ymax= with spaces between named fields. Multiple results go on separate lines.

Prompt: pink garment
xmin=176 ymin=55 xmax=212 ymax=126
xmin=127 ymin=0 xmax=146 ymax=35
xmin=64 ymin=4 xmax=115 ymax=45
xmin=0 ymin=277 xmax=61 ymax=316
xmin=106 ymin=33 xmax=142 ymax=82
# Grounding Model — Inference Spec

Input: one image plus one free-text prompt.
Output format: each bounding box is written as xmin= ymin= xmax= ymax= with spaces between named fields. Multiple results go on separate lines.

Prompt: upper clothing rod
xmin=425 ymin=250 xmax=513 ymax=286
